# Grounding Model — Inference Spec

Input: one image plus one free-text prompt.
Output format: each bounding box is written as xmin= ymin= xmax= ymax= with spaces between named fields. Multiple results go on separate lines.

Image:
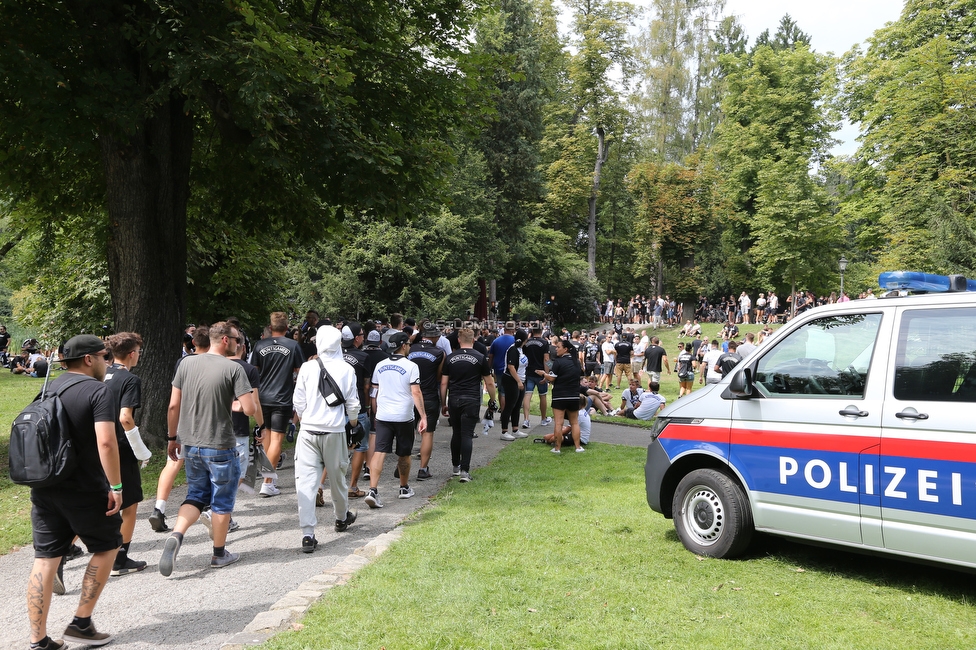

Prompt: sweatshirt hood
xmin=316 ymin=325 xmax=344 ymax=361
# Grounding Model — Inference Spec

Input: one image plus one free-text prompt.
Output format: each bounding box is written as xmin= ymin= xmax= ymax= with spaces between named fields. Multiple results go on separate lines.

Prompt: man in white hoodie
xmin=292 ymin=326 xmax=360 ymax=553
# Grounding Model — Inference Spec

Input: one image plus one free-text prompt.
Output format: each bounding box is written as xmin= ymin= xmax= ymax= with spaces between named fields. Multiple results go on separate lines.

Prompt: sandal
xmin=348 ymin=488 xmax=366 ymax=498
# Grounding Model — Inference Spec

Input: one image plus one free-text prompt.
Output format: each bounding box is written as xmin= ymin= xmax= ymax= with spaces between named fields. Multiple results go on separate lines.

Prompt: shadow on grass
xmin=661 ymin=526 xmax=976 ymax=603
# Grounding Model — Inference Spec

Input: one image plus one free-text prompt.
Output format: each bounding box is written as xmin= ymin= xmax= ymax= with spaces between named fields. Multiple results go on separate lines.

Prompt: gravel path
xmin=0 ymin=419 xmax=647 ymax=649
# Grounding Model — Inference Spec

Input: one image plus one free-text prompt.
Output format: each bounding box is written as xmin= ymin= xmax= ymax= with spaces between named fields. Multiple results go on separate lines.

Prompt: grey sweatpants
xmin=295 ymin=430 xmax=350 ymax=536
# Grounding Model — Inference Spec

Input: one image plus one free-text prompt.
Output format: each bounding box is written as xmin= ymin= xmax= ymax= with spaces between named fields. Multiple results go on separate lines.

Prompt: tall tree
xmin=471 ymin=0 xmax=546 ymax=314
xmin=0 ymin=0 xmax=481 ymax=442
xmin=713 ymin=20 xmax=841 ymax=299
xmin=841 ymin=0 xmax=976 ymax=276
xmin=543 ymin=0 xmax=636 ymax=279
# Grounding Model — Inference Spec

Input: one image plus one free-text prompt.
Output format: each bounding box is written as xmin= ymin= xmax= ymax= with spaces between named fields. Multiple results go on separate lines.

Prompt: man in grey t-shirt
xmin=160 ymin=322 xmax=255 ymax=576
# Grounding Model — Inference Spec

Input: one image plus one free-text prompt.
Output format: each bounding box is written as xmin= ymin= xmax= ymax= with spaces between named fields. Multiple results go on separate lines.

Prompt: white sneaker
xmin=513 ymin=431 xmax=529 ymax=438
xmin=540 ymin=417 xmax=553 ymax=426
xmin=500 ymin=432 xmax=516 ymax=441
xmin=521 ymin=421 xmax=531 ymax=429
xmin=259 ymin=481 xmax=280 ymax=497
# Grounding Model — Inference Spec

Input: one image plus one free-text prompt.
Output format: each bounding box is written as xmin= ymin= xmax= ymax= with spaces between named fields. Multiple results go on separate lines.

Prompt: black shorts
xmin=262 ymin=405 xmax=293 ymax=434
xmin=374 ymin=419 xmax=415 ymax=457
xmin=551 ymin=397 xmax=579 ymax=412
xmin=584 ymin=361 xmax=599 ymax=377
xmin=31 ymin=489 xmax=123 ymax=558
xmin=415 ymin=398 xmax=440 ymax=433
xmin=119 ymin=449 xmax=144 ymax=509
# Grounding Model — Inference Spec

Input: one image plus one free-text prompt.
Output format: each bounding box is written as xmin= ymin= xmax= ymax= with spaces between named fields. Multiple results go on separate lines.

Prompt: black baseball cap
xmin=59 ymin=334 xmax=106 ymax=361
xmin=388 ymin=331 xmax=410 ymax=349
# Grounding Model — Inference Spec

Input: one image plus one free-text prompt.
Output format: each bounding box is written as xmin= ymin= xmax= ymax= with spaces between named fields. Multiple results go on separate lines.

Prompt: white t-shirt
xmin=371 ymin=355 xmax=420 ymax=422
xmin=621 ymin=387 xmax=644 ymax=408
xmin=703 ymin=349 xmax=724 ymax=383
xmin=578 ymin=408 xmax=592 ymax=444
xmin=739 ymin=294 xmax=751 ymax=311
xmin=634 ymin=392 xmax=666 ymax=420
xmin=601 ymin=341 xmax=615 ymax=362
xmin=769 ymin=295 xmax=779 ymax=310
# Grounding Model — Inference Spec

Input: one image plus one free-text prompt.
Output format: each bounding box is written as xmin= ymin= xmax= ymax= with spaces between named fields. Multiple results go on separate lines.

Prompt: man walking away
xmin=27 ymin=335 xmax=123 ymax=648
xmin=160 ymin=322 xmax=254 ymax=576
xmin=251 ymin=312 xmax=303 ymax=498
xmin=293 ymin=326 xmax=360 ymax=553
xmin=441 ymin=328 xmax=498 ymax=482
xmin=103 ymin=332 xmax=150 ymax=577
xmin=365 ymin=332 xmax=426 ymax=508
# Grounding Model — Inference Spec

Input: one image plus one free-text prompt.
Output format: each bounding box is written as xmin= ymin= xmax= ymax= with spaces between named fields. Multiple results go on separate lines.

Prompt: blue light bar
xmin=878 ymin=271 xmax=976 ymax=293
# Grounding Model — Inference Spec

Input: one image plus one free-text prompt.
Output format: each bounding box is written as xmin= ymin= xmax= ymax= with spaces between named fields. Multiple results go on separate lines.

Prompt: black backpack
xmin=9 ymin=372 xmax=88 ymax=488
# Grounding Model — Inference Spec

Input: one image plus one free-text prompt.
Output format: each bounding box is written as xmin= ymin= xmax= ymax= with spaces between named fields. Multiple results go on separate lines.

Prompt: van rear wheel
xmin=672 ymin=468 xmax=753 ymax=558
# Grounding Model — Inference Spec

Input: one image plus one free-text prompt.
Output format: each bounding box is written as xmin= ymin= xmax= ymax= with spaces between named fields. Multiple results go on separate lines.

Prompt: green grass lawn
xmin=262 ymin=442 xmax=976 ymax=650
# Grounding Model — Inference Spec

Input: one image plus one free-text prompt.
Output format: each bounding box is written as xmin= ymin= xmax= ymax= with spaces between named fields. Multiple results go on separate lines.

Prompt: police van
xmin=645 ymin=273 xmax=976 ymax=569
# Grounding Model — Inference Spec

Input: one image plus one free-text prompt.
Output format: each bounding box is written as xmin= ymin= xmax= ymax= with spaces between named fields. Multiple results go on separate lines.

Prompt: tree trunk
xmin=100 ymin=94 xmax=193 ymax=446
xmin=588 ymin=126 xmax=609 ymax=279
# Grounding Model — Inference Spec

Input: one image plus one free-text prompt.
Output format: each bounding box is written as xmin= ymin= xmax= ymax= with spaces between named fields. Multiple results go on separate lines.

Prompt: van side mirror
xmin=729 ymin=367 xmax=754 ymax=397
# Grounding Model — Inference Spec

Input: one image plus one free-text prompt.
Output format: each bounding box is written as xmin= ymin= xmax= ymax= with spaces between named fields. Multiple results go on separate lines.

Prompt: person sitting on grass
xmin=620 ymin=381 xmax=666 ymax=420
xmin=541 ymin=395 xmax=591 ymax=447
xmin=580 ymin=376 xmax=612 ymax=415
xmin=615 ymin=378 xmax=643 ymax=416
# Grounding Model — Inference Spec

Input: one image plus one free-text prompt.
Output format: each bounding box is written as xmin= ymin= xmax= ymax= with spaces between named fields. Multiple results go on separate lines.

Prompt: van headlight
xmin=650 ymin=417 xmax=670 ymax=439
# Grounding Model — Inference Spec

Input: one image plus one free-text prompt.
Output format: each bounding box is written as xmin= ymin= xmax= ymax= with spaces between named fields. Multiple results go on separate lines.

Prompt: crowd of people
xmin=21 ymin=300 xmax=792 ymax=648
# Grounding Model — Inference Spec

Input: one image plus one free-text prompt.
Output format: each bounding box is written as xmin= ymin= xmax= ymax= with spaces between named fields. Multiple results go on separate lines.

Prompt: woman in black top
xmin=541 ymin=338 xmax=583 ymax=454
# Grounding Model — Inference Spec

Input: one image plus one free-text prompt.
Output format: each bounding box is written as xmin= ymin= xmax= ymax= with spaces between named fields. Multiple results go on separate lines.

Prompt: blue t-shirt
xmin=489 ymin=334 xmax=515 ymax=375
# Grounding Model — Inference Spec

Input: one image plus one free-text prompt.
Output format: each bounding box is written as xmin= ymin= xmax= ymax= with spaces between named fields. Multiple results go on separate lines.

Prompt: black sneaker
xmin=30 ymin=636 xmax=66 ymax=650
xmin=158 ymin=535 xmax=182 ymax=577
xmin=148 ymin=508 xmax=169 ymax=533
xmin=111 ymin=556 xmax=147 ymax=576
xmin=62 ymin=622 xmax=112 ymax=646
xmin=335 ymin=510 xmax=358 ymax=532
xmin=301 ymin=535 xmax=318 ymax=554
xmin=364 ymin=488 xmax=383 ymax=509
xmin=65 ymin=544 xmax=84 ymax=562
xmin=417 ymin=467 xmax=433 ymax=481
xmin=53 ymin=557 xmax=66 ymax=596
xmin=362 ymin=464 xmax=371 ymax=481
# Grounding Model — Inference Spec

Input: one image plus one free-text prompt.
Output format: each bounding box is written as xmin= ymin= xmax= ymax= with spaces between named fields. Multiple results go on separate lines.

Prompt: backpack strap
xmin=35 ymin=373 xmax=92 ymax=402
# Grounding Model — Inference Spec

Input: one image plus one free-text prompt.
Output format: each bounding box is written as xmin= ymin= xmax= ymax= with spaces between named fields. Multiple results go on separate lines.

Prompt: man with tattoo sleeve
xmin=26 ymin=335 xmax=123 ymax=649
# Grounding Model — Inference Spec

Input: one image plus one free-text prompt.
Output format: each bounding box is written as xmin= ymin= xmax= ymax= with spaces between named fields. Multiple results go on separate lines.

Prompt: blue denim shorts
xmin=525 ymin=375 xmax=549 ymax=395
xmin=184 ymin=446 xmax=241 ymax=515
xmin=352 ymin=412 xmax=370 ymax=453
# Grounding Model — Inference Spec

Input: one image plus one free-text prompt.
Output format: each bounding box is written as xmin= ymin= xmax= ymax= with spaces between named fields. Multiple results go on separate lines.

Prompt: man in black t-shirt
xmin=715 ymin=340 xmax=743 ymax=378
xmin=644 ymin=336 xmax=671 ymax=384
xmin=581 ymin=333 xmax=601 ymax=378
xmin=408 ymin=321 xmax=445 ymax=481
xmin=521 ymin=326 xmax=551 ymax=428
xmin=440 ymin=328 xmax=497 ymax=482
xmin=104 ymin=332 xmax=151 ymax=577
xmin=28 ymin=334 xmax=123 ymax=647
xmin=251 ymin=311 xmax=304 ymax=498
xmin=0 ymin=324 xmax=10 ymax=366
xmin=613 ymin=334 xmax=634 ymax=389
xmin=342 ymin=322 xmax=371 ymax=496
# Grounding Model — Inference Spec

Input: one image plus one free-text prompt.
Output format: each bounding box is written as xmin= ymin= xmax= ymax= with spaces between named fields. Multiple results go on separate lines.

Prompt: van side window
xmin=894 ymin=308 xmax=976 ymax=402
xmin=754 ymin=313 xmax=882 ymax=397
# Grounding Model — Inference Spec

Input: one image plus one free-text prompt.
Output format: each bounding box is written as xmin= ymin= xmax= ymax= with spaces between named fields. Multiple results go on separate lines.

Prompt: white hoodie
xmin=293 ymin=326 xmax=360 ymax=433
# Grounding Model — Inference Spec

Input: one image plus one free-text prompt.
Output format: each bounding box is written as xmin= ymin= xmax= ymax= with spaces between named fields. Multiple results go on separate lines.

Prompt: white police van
xmin=645 ymin=272 xmax=976 ymax=568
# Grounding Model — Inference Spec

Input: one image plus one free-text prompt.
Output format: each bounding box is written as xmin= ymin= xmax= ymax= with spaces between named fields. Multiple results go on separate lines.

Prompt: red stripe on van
xmin=660 ymin=424 xmax=729 ymax=443
xmin=729 ymin=428 xmax=874 ymax=453
xmin=881 ymin=438 xmax=976 ymax=463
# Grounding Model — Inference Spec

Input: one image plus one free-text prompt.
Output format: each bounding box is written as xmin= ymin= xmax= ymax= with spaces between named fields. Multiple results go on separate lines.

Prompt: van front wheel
xmin=672 ymin=469 xmax=753 ymax=558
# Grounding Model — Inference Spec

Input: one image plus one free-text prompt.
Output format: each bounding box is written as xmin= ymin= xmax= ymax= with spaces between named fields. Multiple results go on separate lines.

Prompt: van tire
xmin=672 ymin=468 xmax=753 ymax=558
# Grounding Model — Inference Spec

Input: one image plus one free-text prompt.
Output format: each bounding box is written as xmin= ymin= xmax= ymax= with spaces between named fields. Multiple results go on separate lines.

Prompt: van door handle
xmin=895 ymin=408 xmax=929 ymax=421
xmin=839 ymin=407 xmax=869 ymax=418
